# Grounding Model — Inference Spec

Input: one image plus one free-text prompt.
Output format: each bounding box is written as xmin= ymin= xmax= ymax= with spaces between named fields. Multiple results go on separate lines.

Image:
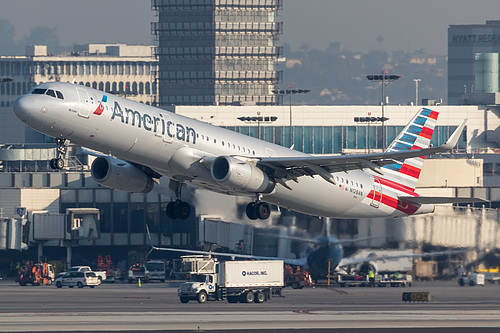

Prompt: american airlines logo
xmin=110 ymin=101 xmax=196 ymax=144
xmin=93 ymin=103 xmax=104 ymax=115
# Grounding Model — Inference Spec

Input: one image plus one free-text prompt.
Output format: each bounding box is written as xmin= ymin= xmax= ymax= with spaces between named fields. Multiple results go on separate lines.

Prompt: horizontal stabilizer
xmin=399 ymin=196 xmax=488 ymax=205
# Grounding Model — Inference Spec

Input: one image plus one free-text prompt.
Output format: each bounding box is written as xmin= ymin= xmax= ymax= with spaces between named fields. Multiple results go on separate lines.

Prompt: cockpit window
xmin=56 ymin=91 xmax=64 ymax=99
xmin=32 ymin=88 xmax=47 ymax=94
xmin=46 ymin=89 xmax=56 ymax=98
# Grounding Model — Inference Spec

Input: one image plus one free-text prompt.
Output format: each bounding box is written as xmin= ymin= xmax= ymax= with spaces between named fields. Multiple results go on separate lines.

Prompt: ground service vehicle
xmin=145 ymin=260 xmax=166 ymax=282
xmin=128 ymin=263 xmax=149 ymax=283
xmin=97 ymin=255 xmax=115 ymax=282
xmin=18 ymin=263 xmax=55 ymax=286
xmin=178 ymin=256 xmax=284 ymax=304
xmin=284 ymin=265 xmax=312 ymax=289
xmin=458 ymin=273 xmax=485 ymax=286
xmin=67 ymin=266 xmax=107 ymax=282
xmin=55 ymin=271 xmax=100 ymax=288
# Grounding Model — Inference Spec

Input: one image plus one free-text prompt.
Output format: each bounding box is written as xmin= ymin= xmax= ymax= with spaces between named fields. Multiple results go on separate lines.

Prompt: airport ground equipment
xmin=415 ymin=261 xmax=438 ymax=281
xmin=177 ymin=256 xmax=284 ymax=303
xmin=128 ymin=263 xmax=149 ymax=283
xmin=17 ymin=262 xmax=55 ymax=286
xmin=97 ymin=255 xmax=115 ymax=282
xmin=145 ymin=260 xmax=166 ymax=282
xmin=458 ymin=273 xmax=485 ymax=286
xmin=55 ymin=271 xmax=100 ymax=288
xmin=284 ymin=265 xmax=312 ymax=289
xmin=67 ymin=266 xmax=107 ymax=282
xmin=336 ymin=273 xmax=412 ymax=287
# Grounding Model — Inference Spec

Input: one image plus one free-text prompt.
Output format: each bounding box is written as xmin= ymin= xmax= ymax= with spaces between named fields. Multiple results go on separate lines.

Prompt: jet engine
xmin=211 ymin=156 xmax=275 ymax=193
xmin=91 ymin=156 xmax=154 ymax=193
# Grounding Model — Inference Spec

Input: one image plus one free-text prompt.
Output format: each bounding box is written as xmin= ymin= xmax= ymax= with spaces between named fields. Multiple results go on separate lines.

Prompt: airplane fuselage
xmin=13 ymin=82 xmax=431 ymax=218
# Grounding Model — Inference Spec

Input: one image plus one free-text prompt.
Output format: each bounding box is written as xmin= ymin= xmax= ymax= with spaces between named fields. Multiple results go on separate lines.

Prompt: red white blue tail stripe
xmin=382 ymin=108 xmax=438 ymax=191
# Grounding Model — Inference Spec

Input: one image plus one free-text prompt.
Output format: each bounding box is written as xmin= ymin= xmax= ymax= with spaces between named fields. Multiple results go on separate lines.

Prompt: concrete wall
xmin=418 ymin=158 xmax=483 ymax=187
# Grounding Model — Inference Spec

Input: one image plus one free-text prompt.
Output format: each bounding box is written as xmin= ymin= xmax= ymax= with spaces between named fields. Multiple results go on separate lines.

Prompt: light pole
xmin=366 ymin=72 xmax=400 ymax=150
xmin=272 ymin=87 xmax=310 ymax=148
xmin=413 ymin=78 xmax=421 ymax=106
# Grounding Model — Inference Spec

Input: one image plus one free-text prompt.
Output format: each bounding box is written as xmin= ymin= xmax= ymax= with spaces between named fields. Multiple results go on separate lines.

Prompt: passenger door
xmin=76 ymin=88 xmax=91 ymax=119
xmin=371 ymin=177 xmax=382 ymax=208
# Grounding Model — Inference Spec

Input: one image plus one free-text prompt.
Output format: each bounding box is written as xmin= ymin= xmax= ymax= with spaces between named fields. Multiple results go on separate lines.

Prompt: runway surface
xmin=1 ymin=279 xmax=499 ymax=332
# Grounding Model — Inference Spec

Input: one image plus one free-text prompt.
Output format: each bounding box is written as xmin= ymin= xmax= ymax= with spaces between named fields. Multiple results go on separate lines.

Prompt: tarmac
xmin=1 ymin=278 xmax=500 ymax=332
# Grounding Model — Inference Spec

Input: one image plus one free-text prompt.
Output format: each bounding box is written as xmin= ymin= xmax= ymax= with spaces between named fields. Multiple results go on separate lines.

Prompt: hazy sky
xmin=2 ymin=0 xmax=500 ymax=55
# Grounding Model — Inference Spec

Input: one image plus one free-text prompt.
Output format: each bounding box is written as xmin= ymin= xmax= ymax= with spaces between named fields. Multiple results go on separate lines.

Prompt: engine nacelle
xmin=91 ymin=156 xmax=154 ymax=193
xmin=211 ymin=156 xmax=275 ymax=193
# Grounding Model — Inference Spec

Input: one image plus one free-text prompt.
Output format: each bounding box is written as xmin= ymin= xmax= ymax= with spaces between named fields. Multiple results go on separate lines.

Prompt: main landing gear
xmin=245 ymin=201 xmax=271 ymax=220
xmin=165 ymin=180 xmax=191 ymax=220
xmin=166 ymin=200 xmax=191 ymax=220
xmin=50 ymin=138 xmax=67 ymax=170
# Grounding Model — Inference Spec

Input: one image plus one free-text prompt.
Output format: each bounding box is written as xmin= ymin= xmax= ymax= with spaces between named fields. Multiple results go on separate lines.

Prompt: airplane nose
xmin=13 ymin=95 xmax=34 ymax=120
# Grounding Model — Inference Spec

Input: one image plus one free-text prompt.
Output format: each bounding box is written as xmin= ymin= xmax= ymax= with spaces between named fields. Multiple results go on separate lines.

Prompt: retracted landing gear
xmin=50 ymin=138 xmax=67 ymax=170
xmin=165 ymin=180 xmax=191 ymax=220
xmin=246 ymin=199 xmax=271 ymax=220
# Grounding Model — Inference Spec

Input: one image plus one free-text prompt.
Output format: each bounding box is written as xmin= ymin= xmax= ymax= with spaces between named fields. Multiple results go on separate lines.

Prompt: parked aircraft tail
xmin=382 ymin=108 xmax=439 ymax=192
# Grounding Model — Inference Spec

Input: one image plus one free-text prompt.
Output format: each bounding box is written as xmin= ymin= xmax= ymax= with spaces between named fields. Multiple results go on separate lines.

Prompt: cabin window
xmin=56 ymin=91 xmax=64 ymax=99
xmin=46 ymin=89 xmax=56 ymax=98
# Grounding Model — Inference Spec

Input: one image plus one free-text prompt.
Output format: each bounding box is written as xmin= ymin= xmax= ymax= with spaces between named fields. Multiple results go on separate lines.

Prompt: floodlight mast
xmin=366 ymin=72 xmax=401 ymax=150
xmin=272 ymin=87 xmax=310 ymax=147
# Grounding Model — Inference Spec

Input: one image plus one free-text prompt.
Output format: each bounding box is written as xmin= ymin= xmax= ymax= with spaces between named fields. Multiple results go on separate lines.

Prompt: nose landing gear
xmin=50 ymin=138 xmax=68 ymax=170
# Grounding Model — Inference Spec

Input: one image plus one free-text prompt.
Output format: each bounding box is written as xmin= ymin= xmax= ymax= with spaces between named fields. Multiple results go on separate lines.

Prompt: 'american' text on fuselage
xmin=110 ymin=101 xmax=196 ymax=144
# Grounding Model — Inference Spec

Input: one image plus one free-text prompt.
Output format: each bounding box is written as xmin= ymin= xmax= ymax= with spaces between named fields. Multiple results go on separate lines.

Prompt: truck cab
xmin=179 ymin=273 xmax=217 ymax=303
xmin=145 ymin=260 xmax=166 ymax=282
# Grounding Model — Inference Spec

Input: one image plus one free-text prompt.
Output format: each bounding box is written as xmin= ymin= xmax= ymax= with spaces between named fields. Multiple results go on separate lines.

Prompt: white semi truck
xmin=177 ymin=256 xmax=284 ymax=304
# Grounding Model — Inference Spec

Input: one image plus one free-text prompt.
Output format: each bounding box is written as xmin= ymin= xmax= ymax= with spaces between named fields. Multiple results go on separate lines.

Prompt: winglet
xmin=442 ymin=119 xmax=467 ymax=150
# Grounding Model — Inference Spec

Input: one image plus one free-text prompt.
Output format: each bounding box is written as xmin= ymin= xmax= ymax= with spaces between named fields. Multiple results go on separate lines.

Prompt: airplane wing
xmin=151 ymin=245 xmax=307 ymax=267
xmin=338 ymin=249 xmax=466 ymax=269
xmin=258 ymin=119 xmax=466 ymax=183
xmin=145 ymin=225 xmax=307 ymax=266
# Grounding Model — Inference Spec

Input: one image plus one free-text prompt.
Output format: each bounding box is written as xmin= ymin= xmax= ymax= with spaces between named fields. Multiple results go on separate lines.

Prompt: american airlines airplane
xmin=13 ymin=82 xmax=470 ymax=221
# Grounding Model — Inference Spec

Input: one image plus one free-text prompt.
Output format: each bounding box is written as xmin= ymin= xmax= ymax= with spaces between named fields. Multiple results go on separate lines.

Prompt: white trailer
xmin=178 ymin=256 xmax=284 ymax=304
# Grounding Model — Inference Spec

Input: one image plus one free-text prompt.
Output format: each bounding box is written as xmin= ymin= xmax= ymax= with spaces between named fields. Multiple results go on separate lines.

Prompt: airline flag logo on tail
xmin=382 ymin=108 xmax=439 ymax=191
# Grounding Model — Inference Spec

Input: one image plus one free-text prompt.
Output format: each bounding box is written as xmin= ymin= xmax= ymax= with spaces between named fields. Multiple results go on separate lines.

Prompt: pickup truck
xmin=66 ymin=266 xmax=107 ymax=282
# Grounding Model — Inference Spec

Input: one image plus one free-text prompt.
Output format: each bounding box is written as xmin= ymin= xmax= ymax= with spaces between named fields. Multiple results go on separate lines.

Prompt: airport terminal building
xmin=0 ymin=44 xmax=158 ymax=144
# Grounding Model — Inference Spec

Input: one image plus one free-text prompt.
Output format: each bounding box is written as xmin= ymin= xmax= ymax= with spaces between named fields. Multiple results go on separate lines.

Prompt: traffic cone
xmin=138 ymin=278 xmax=141 ymax=287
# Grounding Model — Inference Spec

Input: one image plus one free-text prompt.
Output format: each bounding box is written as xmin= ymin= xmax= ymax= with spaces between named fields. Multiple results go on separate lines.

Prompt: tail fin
xmin=382 ymin=108 xmax=439 ymax=191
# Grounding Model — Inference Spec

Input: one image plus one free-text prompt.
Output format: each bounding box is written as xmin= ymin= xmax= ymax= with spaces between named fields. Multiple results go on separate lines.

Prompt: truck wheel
xmin=255 ymin=291 xmax=265 ymax=303
xmin=197 ymin=291 xmax=207 ymax=303
xmin=227 ymin=296 xmax=238 ymax=303
xmin=244 ymin=291 xmax=255 ymax=303
xmin=180 ymin=297 xmax=189 ymax=303
xmin=291 ymin=282 xmax=299 ymax=289
xmin=469 ymin=280 xmax=475 ymax=287
xmin=77 ymin=282 xmax=83 ymax=288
